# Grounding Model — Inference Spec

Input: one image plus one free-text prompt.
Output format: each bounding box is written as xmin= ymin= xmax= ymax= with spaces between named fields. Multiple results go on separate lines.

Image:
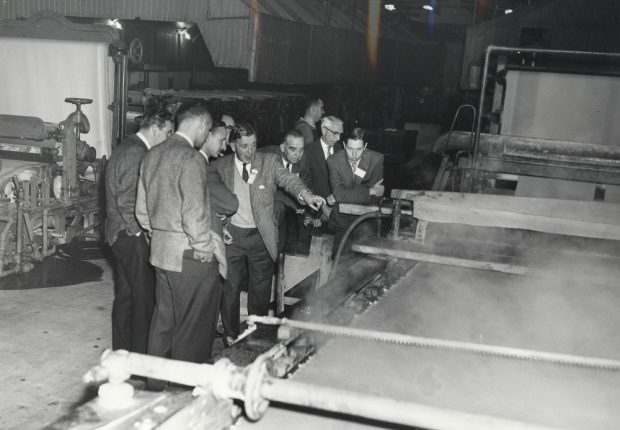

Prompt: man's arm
xmin=328 ymin=154 xmax=384 ymax=204
xmin=114 ymin=145 xmax=146 ymax=234
xmin=180 ymin=153 xmax=214 ymax=256
xmin=207 ymin=165 xmax=238 ymax=216
xmin=135 ymin=164 xmax=151 ymax=234
xmin=272 ymin=159 xmax=324 ymax=210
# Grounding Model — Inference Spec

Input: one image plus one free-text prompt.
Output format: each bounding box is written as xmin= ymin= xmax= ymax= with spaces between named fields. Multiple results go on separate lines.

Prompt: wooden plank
xmin=391 ymin=190 xmax=620 ymax=240
xmin=352 ymin=238 xmax=620 ymax=286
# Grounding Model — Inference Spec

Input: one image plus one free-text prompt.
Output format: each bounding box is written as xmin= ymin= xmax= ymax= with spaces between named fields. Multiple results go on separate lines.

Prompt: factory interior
xmin=1 ymin=0 xmax=620 ymax=429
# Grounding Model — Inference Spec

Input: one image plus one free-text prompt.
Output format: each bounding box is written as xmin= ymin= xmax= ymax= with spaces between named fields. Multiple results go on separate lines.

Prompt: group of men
xmin=105 ymin=97 xmax=384 ymax=388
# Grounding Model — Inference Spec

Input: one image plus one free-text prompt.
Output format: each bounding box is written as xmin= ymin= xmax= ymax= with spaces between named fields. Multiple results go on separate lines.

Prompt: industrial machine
xmin=0 ymin=99 xmax=103 ymax=276
xmin=432 ymin=46 xmax=620 ymax=200
xmin=46 ymin=184 xmax=620 ymax=429
xmin=0 ymin=12 xmax=129 ymax=276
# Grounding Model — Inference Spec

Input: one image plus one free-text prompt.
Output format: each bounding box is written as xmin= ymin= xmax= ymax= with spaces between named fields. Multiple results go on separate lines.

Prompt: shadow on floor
xmin=0 ymin=248 xmax=104 ymax=290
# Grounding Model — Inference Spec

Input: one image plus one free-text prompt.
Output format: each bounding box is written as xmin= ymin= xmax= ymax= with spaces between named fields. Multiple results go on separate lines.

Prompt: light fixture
xmin=108 ymin=18 xmax=122 ymax=30
xmin=384 ymin=3 xmax=396 ymax=11
xmin=422 ymin=4 xmax=433 ymax=11
xmin=177 ymin=27 xmax=191 ymax=40
xmin=504 ymin=8 xmax=513 ymax=14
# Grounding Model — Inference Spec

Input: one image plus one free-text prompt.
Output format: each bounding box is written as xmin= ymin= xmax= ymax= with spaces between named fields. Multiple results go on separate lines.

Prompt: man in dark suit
xmin=135 ymin=100 xmax=226 ymax=378
xmin=294 ymin=97 xmax=324 ymax=145
xmin=303 ymin=115 xmax=343 ymax=223
xmin=327 ymin=127 xmax=385 ymax=254
xmin=105 ymin=106 xmax=173 ymax=354
xmin=198 ymin=120 xmax=239 ymax=235
xmin=213 ymin=123 xmax=324 ymax=343
xmin=259 ymin=129 xmax=312 ymax=253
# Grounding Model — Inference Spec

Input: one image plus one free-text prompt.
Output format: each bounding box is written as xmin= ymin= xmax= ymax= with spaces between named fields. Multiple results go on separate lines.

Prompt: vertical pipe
xmin=119 ymin=54 xmax=128 ymax=145
xmin=471 ymin=45 xmax=493 ymax=191
xmin=389 ymin=199 xmax=402 ymax=239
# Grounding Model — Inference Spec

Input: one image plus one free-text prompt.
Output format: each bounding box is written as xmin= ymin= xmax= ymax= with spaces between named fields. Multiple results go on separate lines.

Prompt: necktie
xmin=351 ymin=162 xmax=357 ymax=172
xmin=286 ymin=162 xmax=291 ymax=172
xmin=328 ymin=146 xmax=334 ymax=157
xmin=242 ymin=163 xmax=249 ymax=182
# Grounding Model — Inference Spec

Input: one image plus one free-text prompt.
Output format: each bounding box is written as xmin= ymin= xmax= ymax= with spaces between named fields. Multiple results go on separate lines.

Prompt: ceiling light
xmin=504 ymin=8 xmax=513 ymax=14
xmin=108 ymin=18 xmax=122 ymax=30
xmin=422 ymin=4 xmax=433 ymax=11
xmin=384 ymin=3 xmax=396 ymax=11
xmin=177 ymin=27 xmax=191 ymax=40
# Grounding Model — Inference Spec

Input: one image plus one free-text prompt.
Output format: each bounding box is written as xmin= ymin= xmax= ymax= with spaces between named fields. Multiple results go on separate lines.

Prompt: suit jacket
xmin=294 ymin=118 xmax=318 ymax=146
xmin=259 ymin=145 xmax=311 ymax=210
xmin=327 ymin=149 xmax=384 ymax=230
xmin=303 ymin=138 xmax=340 ymax=199
xmin=135 ymin=134 xmax=215 ymax=272
xmin=200 ymin=154 xmax=239 ymax=236
xmin=212 ymin=151 xmax=308 ymax=260
xmin=105 ymin=134 xmax=147 ymax=245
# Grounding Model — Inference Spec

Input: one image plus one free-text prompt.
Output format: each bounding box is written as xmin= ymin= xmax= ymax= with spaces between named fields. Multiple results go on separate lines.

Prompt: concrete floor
xmin=0 ymin=259 xmax=113 ymax=430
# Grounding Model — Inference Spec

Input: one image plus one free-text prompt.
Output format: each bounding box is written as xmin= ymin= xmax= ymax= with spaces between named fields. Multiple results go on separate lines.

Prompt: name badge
xmin=354 ymin=167 xmax=366 ymax=178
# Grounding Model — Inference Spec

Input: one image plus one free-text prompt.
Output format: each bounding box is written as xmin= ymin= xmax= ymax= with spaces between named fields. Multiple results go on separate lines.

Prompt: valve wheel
xmin=129 ymin=38 xmax=144 ymax=64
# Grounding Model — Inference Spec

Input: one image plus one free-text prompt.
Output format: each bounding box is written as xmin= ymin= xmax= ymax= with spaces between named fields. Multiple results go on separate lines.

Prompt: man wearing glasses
xmin=212 ymin=123 xmax=325 ymax=346
xmin=303 ymin=116 xmax=344 ymax=223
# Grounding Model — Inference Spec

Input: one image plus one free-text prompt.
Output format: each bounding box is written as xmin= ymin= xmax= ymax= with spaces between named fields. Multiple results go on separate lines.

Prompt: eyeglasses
xmin=324 ymin=127 xmax=342 ymax=136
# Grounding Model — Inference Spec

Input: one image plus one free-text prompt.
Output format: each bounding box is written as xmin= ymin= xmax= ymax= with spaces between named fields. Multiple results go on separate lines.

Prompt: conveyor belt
xmin=236 ymin=263 xmax=620 ymax=429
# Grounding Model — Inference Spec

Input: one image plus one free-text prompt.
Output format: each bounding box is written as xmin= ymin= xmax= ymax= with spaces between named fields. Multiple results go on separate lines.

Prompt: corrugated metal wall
xmin=0 ymin=0 xmax=438 ymax=86
xmin=255 ymin=13 xmax=437 ymax=85
xmin=0 ymin=0 xmax=210 ymax=21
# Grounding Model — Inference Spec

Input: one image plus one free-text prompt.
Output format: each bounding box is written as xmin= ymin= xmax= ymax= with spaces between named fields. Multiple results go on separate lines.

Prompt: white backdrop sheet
xmin=0 ymin=37 xmax=114 ymax=156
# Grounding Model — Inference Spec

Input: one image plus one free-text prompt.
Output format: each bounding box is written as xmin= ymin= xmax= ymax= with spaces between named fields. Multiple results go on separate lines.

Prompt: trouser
xmin=221 ymin=225 xmax=274 ymax=338
xmin=111 ymin=232 xmax=155 ymax=354
xmin=147 ymin=252 xmax=221 ymax=364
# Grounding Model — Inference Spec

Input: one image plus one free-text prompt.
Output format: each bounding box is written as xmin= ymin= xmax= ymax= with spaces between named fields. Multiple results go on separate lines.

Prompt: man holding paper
xmin=327 ymin=126 xmax=385 ymax=254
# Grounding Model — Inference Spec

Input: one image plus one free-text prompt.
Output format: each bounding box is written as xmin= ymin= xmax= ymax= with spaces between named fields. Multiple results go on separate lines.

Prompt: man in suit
xmin=327 ymin=127 xmax=385 ymax=255
xmin=303 ymin=115 xmax=343 ymax=222
xmin=213 ymin=123 xmax=324 ymax=343
xmin=198 ymin=120 xmax=239 ymax=235
xmin=105 ymin=106 xmax=173 ymax=354
xmin=259 ymin=130 xmax=312 ymax=254
xmin=294 ymin=97 xmax=324 ymax=145
xmin=135 ymin=100 xmax=226 ymax=379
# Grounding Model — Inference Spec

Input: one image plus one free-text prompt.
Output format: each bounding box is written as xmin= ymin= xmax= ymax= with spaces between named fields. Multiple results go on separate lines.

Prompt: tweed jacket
xmin=136 ymin=134 xmax=215 ymax=272
xmin=258 ymin=145 xmax=311 ymax=210
xmin=303 ymin=138 xmax=341 ymax=199
xmin=327 ymin=148 xmax=384 ymax=230
xmin=104 ymin=134 xmax=148 ymax=245
xmin=212 ymin=151 xmax=308 ymax=260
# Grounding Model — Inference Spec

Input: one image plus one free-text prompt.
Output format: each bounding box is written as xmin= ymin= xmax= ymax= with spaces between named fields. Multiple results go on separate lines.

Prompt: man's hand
xmin=326 ymin=194 xmax=336 ymax=206
xmin=321 ymin=204 xmax=332 ymax=219
xmin=300 ymin=190 xmax=325 ymax=211
xmin=369 ymin=179 xmax=385 ymax=197
xmin=193 ymin=249 xmax=213 ymax=263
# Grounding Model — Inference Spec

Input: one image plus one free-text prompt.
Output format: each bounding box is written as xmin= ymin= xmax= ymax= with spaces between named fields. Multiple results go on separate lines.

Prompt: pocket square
xmin=258 ymin=185 xmax=265 ymax=190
